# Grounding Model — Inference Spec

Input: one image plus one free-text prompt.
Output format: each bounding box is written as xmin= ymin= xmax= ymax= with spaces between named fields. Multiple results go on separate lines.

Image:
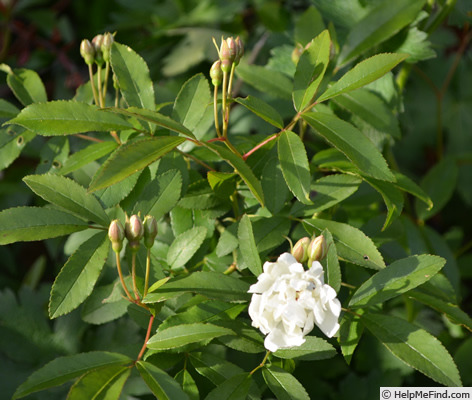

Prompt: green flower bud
xmin=125 ymin=214 xmax=144 ymax=252
xmin=108 ymin=219 xmax=125 ymax=253
xmin=143 ymin=215 xmax=158 ymax=249
xmin=92 ymin=34 xmax=104 ymax=66
xmin=80 ymin=39 xmax=95 ymax=65
xmin=210 ymin=60 xmax=223 ymax=86
xmin=102 ymin=32 xmax=114 ymax=63
xmin=234 ymin=36 xmax=244 ymax=64
xmin=291 ymin=237 xmax=310 ymax=263
xmin=221 ymin=59 xmax=232 ymax=73
xmin=308 ymin=235 xmax=328 ymax=264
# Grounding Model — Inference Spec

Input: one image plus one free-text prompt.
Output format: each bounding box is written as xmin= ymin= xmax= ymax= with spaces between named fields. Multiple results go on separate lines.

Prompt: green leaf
xmin=204 ymin=142 xmax=265 ymax=206
xmin=136 ymin=361 xmax=190 ymax=400
xmin=261 ymin=157 xmax=290 ymax=214
xmin=0 ymin=126 xmax=36 ymax=171
xmin=60 ymin=141 xmax=118 ymax=176
xmin=172 ymin=73 xmax=211 ymax=132
xmin=89 ymin=136 xmax=185 ymax=191
xmin=106 ymin=107 xmax=195 ymax=138
xmin=415 ymin=157 xmax=458 ymax=221
xmin=0 ymin=206 xmax=89 ymax=245
xmin=167 ymin=226 xmax=207 ymax=269
xmin=339 ymin=309 xmax=364 ymax=365
xmin=48 ymin=232 xmax=110 ymax=318
xmin=143 ymin=271 xmax=250 ymax=303
xmin=111 ymin=42 xmax=155 ymax=110
xmin=0 ymin=98 xmax=19 ymax=119
xmin=294 ymin=6 xmax=325 ymax=46
xmin=333 ymin=89 xmax=401 ymax=138
xmin=175 ymin=369 xmax=199 ymax=400
xmin=274 ymin=336 xmax=337 ymax=361
xmin=216 ymin=320 xmax=265 ymax=354
xmin=393 ymin=171 xmax=432 ymax=209
xmin=349 ymin=255 xmax=445 ymax=308
xmin=81 ymin=284 xmax=128 ymax=325
xmin=322 ymin=228 xmax=341 ymax=292
xmin=263 ymin=366 xmax=310 ymax=400
xmin=234 ymin=96 xmax=284 ymax=129
xmin=238 ymin=214 xmax=262 ymax=276
xmin=362 ymin=175 xmax=404 ymax=230
xmin=12 ymin=351 xmax=132 ymax=399
xmin=311 ymin=174 xmax=361 ymax=213
xmin=303 ymin=112 xmax=395 ymax=181
xmin=23 ymin=174 xmax=110 ymax=226
xmin=6 ymin=101 xmax=133 ymax=135
xmin=147 ymin=323 xmax=234 ymax=350
xmin=205 ymin=373 xmax=252 ymax=400
xmin=67 ymin=365 xmax=130 ymax=400
xmin=216 ymin=229 xmax=238 ymax=258
xmin=236 ymin=63 xmax=292 ymax=99
xmin=293 ymin=30 xmax=331 ymax=112
xmin=278 ymin=131 xmax=312 ymax=204
xmin=303 ymin=218 xmax=385 ymax=269
xmin=407 ymin=290 xmax=472 ymax=332
xmin=189 ymin=352 xmax=243 ymax=385
xmin=338 ymin=0 xmax=427 ymax=65
xmin=133 ymin=169 xmax=182 ymax=221
xmin=362 ymin=313 xmax=462 ymax=387
xmin=3 ymin=66 xmax=47 ymax=106
xmin=317 ymin=53 xmax=408 ymax=102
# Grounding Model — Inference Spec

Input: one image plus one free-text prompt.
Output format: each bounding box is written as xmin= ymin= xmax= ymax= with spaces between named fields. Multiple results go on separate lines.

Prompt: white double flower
xmin=248 ymin=253 xmax=341 ymax=352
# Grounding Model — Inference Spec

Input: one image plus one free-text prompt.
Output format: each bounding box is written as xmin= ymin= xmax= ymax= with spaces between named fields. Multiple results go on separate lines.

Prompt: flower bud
xmin=143 ymin=215 xmax=158 ymax=249
xmin=308 ymin=235 xmax=328 ymax=264
xmin=226 ymin=37 xmax=237 ymax=63
xmin=210 ymin=60 xmax=223 ymax=86
xmin=125 ymin=214 xmax=144 ymax=251
xmin=221 ymin=59 xmax=232 ymax=73
xmin=92 ymin=34 xmax=104 ymax=66
xmin=234 ymin=36 xmax=244 ymax=64
xmin=101 ymin=32 xmax=114 ymax=63
xmin=80 ymin=39 xmax=95 ymax=65
xmin=108 ymin=219 xmax=125 ymax=253
xmin=219 ymin=37 xmax=230 ymax=62
xmin=291 ymin=237 xmax=310 ymax=263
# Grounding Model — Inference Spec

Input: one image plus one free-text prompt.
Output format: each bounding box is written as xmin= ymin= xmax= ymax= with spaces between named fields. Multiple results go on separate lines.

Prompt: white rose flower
xmin=248 ymin=253 xmax=341 ymax=352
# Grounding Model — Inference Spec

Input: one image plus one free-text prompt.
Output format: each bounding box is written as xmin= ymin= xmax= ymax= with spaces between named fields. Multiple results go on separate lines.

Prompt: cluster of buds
xmin=80 ymin=32 xmax=114 ymax=66
xmin=108 ymin=214 xmax=157 ymax=253
xmin=209 ymin=36 xmax=244 ymax=87
xmin=292 ymin=234 xmax=328 ymax=265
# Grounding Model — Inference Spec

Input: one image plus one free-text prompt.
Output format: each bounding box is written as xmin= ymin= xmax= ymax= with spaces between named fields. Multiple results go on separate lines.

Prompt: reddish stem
xmin=243 ymin=133 xmax=279 ymax=161
xmin=207 ymin=137 xmax=226 ymax=143
xmin=136 ymin=314 xmax=155 ymax=363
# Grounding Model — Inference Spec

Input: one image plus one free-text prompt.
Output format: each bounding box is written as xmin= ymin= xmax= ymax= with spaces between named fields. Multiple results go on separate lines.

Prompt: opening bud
xmin=210 ymin=60 xmax=223 ymax=86
xmin=308 ymin=235 xmax=328 ymax=264
xmin=143 ymin=215 xmax=158 ymax=249
xmin=108 ymin=219 xmax=125 ymax=253
xmin=125 ymin=214 xmax=144 ymax=251
xmin=102 ymin=32 xmax=114 ymax=63
xmin=226 ymin=37 xmax=237 ymax=63
xmin=234 ymin=36 xmax=244 ymax=64
xmin=80 ymin=39 xmax=95 ymax=65
xmin=92 ymin=34 xmax=104 ymax=66
xmin=291 ymin=237 xmax=310 ymax=263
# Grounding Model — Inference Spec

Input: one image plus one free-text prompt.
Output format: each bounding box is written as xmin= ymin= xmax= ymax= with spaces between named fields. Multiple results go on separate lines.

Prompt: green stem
xmin=249 ymin=351 xmax=271 ymax=375
xmin=143 ymin=248 xmax=151 ymax=298
xmin=103 ymin=61 xmax=110 ymax=99
xmin=131 ymin=251 xmax=140 ymax=301
xmin=222 ymin=70 xmax=228 ymax=138
xmin=115 ymin=252 xmax=134 ymax=302
xmin=97 ymin=64 xmax=104 ymax=108
xmin=214 ymin=85 xmax=222 ymax=137
xmin=88 ymin=64 xmax=100 ymax=106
